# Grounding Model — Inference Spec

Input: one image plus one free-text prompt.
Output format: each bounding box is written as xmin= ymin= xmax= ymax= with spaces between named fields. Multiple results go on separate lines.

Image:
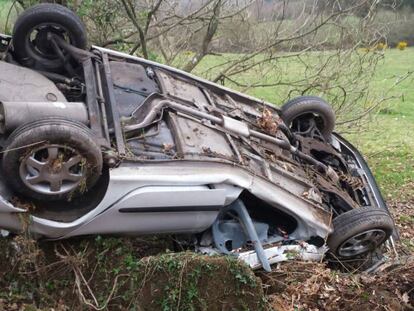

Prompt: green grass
xmin=0 ymin=0 xmax=22 ymax=34
xmin=196 ymin=48 xmax=414 ymax=199
xmin=338 ymin=48 xmax=414 ymax=199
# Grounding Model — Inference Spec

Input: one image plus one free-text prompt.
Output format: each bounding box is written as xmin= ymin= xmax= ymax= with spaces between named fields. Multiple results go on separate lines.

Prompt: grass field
xmin=0 ymin=1 xmax=21 ymax=34
xmin=346 ymin=48 xmax=414 ymax=199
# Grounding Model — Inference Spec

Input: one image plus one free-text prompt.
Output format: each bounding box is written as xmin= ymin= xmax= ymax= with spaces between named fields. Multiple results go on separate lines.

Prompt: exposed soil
xmin=0 ymin=200 xmax=412 ymax=311
xmin=0 ymin=236 xmax=264 ymax=311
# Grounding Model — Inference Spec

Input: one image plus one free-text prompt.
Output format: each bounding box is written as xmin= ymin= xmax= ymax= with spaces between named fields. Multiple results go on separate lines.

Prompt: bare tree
xmin=119 ymin=0 xmax=163 ymax=59
xmin=181 ymin=0 xmax=221 ymax=72
xmin=5 ymin=0 xmax=403 ymax=129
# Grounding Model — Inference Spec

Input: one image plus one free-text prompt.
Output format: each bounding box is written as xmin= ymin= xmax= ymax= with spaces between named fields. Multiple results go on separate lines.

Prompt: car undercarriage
xmin=0 ymin=4 xmax=395 ymax=271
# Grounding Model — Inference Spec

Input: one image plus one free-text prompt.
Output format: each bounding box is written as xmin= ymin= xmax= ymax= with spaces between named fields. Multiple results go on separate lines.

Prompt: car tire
xmin=2 ymin=118 xmax=102 ymax=201
xmin=12 ymin=3 xmax=87 ymax=71
xmin=327 ymin=206 xmax=394 ymax=259
xmin=280 ymin=96 xmax=335 ymax=139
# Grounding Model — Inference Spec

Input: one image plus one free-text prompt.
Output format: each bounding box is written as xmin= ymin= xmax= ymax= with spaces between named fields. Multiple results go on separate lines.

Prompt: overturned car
xmin=0 ymin=4 xmax=395 ymax=271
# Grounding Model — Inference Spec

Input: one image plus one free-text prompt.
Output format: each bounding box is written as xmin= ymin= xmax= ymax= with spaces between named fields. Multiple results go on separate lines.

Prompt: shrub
xmin=397 ymin=41 xmax=408 ymax=50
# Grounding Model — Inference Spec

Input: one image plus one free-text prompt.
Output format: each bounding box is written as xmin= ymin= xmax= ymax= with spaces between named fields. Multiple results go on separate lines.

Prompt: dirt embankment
xmin=261 ymin=198 xmax=413 ymax=311
xmin=0 ymin=200 xmax=413 ymax=311
xmin=0 ymin=236 xmax=264 ymax=310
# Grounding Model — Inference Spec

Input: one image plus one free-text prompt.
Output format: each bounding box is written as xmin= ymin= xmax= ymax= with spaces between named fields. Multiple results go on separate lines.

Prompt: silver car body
xmin=0 ymin=42 xmax=387 ymax=252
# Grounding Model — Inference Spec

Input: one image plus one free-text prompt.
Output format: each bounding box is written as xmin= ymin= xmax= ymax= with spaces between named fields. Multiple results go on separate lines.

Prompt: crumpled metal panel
xmin=148 ymin=69 xmax=359 ymax=215
xmin=166 ymin=110 xmax=318 ymax=205
xmin=0 ymin=163 xmax=331 ymax=239
xmin=237 ymin=243 xmax=328 ymax=270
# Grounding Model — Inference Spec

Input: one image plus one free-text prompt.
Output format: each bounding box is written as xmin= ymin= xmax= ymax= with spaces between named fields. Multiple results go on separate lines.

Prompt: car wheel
xmin=327 ymin=206 xmax=394 ymax=258
xmin=280 ymin=96 xmax=335 ymax=139
xmin=2 ymin=118 xmax=102 ymax=201
xmin=12 ymin=3 xmax=87 ymax=71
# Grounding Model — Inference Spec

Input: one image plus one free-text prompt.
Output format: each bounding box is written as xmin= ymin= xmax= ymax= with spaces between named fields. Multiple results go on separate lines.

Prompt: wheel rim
xmin=291 ymin=113 xmax=325 ymax=137
xmin=337 ymin=229 xmax=387 ymax=257
xmin=25 ymin=22 xmax=73 ymax=62
xmin=19 ymin=144 xmax=86 ymax=195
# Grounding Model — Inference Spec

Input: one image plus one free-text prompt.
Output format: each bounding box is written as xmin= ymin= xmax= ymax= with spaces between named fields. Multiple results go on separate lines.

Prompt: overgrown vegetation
xmin=0 ymin=236 xmax=265 ymax=310
xmin=1 ymin=234 xmax=413 ymax=310
xmin=1 ymin=0 xmax=413 ymax=129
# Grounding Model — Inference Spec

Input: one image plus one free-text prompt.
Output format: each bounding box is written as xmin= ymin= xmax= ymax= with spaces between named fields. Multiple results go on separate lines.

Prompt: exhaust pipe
xmin=0 ymin=101 xmax=88 ymax=134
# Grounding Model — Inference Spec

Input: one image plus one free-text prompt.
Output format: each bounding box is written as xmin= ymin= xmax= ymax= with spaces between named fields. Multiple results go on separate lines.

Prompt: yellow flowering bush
xmin=397 ymin=41 xmax=408 ymax=50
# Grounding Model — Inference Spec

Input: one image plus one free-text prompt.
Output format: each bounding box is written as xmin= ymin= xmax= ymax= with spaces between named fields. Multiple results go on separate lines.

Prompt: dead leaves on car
xmin=257 ymin=107 xmax=283 ymax=135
